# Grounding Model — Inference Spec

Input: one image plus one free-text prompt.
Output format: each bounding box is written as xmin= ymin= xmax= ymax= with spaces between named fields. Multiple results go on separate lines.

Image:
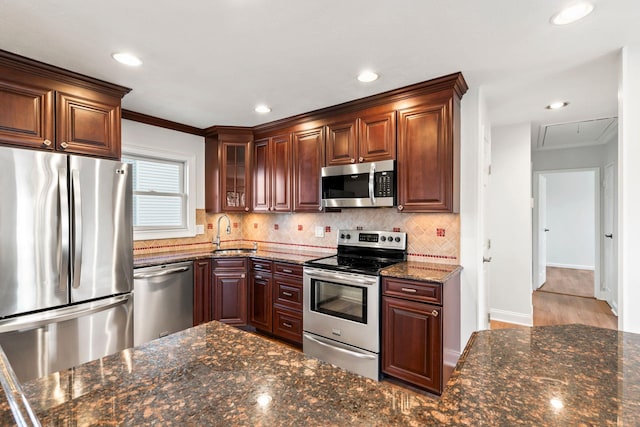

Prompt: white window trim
xmin=124 ymin=144 xmax=197 ymax=241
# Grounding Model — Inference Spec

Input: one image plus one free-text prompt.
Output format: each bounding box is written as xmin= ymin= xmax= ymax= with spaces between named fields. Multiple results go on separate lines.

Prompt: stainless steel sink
xmin=213 ymin=248 xmax=257 ymax=255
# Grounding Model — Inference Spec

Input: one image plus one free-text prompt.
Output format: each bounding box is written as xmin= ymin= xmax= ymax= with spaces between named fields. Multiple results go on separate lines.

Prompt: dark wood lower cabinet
xmin=193 ymin=259 xmax=211 ymax=326
xmin=211 ymin=258 xmax=247 ymax=326
xmin=273 ymin=306 xmax=303 ymax=343
xmin=381 ymin=274 xmax=460 ymax=395
xmin=249 ymin=260 xmax=273 ymax=331
xmin=382 ymin=297 xmax=442 ymax=392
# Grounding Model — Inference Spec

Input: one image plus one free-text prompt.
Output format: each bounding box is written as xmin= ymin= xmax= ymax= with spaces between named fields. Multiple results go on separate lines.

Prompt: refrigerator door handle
xmin=58 ymin=169 xmax=69 ymax=292
xmin=0 ymin=294 xmax=132 ymax=334
xmin=71 ymin=169 xmax=83 ymax=289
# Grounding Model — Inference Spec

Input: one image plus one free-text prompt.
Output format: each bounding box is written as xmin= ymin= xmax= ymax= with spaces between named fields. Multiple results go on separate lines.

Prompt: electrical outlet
xmin=196 ymin=224 xmax=205 ymax=235
xmin=315 ymin=226 xmax=325 ymax=238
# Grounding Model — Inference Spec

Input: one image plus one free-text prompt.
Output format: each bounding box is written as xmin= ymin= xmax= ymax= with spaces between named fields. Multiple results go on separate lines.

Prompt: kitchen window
xmin=123 ymin=146 xmax=196 ymax=240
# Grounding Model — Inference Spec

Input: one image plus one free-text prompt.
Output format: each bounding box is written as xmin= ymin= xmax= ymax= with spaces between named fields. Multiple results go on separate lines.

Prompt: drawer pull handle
xmin=431 ymin=310 xmax=439 ymax=317
xmin=282 ymin=291 xmax=293 ymax=297
xmin=282 ymin=269 xmax=293 ymax=273
xmin=254 ymin=275 xmax=263 ymax=280
xmin=401 ymin=287 xmax=417 ymax=293
xmin=282 ymin=322 xmax=292 ymax=328
xmin=254 ymin=265 xmax=264 ymax=269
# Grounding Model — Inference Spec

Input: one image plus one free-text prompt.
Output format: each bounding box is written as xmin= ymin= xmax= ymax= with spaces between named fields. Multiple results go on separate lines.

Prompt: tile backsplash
xmin=135 ymin=208 xmax=459 ymax=264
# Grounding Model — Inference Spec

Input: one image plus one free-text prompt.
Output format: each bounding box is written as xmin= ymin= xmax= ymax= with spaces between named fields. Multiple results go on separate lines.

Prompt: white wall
xmin=488 ymin=123 xmax=532 ymax=325
xmin=460 ymin=87 xmax=490 ymax=346
xmin=545 ymin=171 xmax=596 ymax=269
xmin=619 ymin=46 xmax=640 ymax=333
xmin=532 ymin=144 xmax=605 ymax=171
xmin=121 ymin=119 xmax=206 ymax=209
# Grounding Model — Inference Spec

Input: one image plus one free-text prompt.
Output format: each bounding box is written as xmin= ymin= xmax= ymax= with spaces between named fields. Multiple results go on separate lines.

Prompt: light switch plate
xmin=315 ymin=225 xmax=325 ymax=238
xmin=196 ymin=224 xmax=205 ymax=235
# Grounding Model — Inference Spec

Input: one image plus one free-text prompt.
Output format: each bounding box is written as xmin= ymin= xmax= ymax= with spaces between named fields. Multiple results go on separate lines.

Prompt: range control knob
xmin=387 ymin=236 xmax=393 ymax=242
xmin=395 ymin=236 xmax=401 ymax=243
xmin=380 ymin=236 xmax=387 ymax=242
xmin=340 ymin=233 xmax=345 ymax=239
xmin=346 ymin=234 xmax=351 ymax=239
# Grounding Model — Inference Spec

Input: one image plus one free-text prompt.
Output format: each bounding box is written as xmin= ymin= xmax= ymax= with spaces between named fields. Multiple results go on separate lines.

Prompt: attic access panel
xmin=538 ymin=117 xmax=617 ymax=150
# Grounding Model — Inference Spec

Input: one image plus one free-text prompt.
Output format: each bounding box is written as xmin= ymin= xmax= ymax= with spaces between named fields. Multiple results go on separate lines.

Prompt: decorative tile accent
xmin=233 ymin=222 xmax=239 ymax=229
xmin=393 ymin=227 xmax=401 ymax=232
xmin=135 ymin=209 xmax=460 ymax=264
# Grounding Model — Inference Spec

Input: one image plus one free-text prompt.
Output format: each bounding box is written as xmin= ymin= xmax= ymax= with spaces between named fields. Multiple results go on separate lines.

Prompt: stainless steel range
xmin=303 ymin=229 xmax=407 ymax=380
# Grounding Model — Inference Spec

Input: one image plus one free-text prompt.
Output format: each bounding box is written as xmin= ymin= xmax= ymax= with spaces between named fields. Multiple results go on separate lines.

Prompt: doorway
xmin=533 ymin=169 xmax=599 ymax=297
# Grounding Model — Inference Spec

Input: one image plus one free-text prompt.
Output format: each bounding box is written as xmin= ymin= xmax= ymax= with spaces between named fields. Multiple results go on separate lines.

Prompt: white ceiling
xmin=535 ymin=117 xmax=618 ymax=150
xmin=1 ymin=1 xmax=638 ymax=133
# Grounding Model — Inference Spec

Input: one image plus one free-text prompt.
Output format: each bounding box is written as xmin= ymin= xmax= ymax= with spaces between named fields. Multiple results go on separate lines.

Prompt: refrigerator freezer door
xmin=0 ymin=147 xmax=69 ymax=317
xmin=0 ymin=293 xmax=133 ymax=382
xmin=69 ymin=156 xmax=132 ymax=302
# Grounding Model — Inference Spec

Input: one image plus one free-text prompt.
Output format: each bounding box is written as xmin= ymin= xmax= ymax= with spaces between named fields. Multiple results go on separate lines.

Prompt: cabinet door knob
xmin=240 ymin=274 xmax=246 ymax=278
xmin=398 ymin=205 xmax=404 ymax=211
xmin=318 ymin=206 xmax=323 ymax=211
xmin=244 ymin=207 xmax=249 ymax=212
xmin=431 ymin=310 xmax=439 ymax=317
xmin=350 ymin=158 xmax=355 ymax=163
xmin=60 ymin=142 xmax=69 ymax=149
xmin=358 ymin=156 xmax=364 ymax=162
xmin=43 ymin=139 xmax=52 ymax=147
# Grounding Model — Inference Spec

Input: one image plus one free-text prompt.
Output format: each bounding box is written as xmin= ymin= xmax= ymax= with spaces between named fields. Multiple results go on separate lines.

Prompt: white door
xmin=603 ymin=164 xmax=616 ymax=310
xmin=480 ymin=126 xmax=492 ymax=328
xmin=536 ymin=174 xmax=548 ymax=288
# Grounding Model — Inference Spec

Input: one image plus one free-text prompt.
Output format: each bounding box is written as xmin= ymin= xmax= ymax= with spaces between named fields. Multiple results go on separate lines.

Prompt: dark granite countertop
xmin=134 ymin=247 xmax=330 ymax=268
xmin=381 ymin=261 xmax=462 ymax=283
xmin=2 ymin=323 xmax=639 ymax=425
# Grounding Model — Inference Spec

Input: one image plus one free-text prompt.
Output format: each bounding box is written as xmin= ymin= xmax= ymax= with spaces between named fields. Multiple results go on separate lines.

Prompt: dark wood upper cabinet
xmin=325 ymin=118 xmax=357 ymax=166
xmin=358 ymin=109 xmax=396 ymax=163
xmin=0 ymin=80 xmax=54 ymax=150
xmin=0 ymin=50 xmax=130 ymax=159
xmin=325 ymin=109 xmax=395 ymax=166
xmin=252 ymin=133 xmax=291 ymax=212
xmin=205 ymin=127 xmax=253 ymax=213
xmin=56 ymin=92 xmax=121 ymax=158
xmin=292 ymin=126 xmax=324 ymax=212
xmin=397 ymin=83 xmax=464 ymax=213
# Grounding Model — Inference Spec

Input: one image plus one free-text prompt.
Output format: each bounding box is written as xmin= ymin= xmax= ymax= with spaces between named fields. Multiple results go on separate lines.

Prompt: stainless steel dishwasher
xmin=133 ymin=261 xmax=194 ymax=346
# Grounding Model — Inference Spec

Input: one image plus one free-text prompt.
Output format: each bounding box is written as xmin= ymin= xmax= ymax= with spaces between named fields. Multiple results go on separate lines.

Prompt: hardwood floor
xmin=538 ymin=267 xmax=594 ymax=298
xmin=491 ymin=290 xmax=618 ymax=331
xmin=492 ymin=267 xmax=617 ymax=330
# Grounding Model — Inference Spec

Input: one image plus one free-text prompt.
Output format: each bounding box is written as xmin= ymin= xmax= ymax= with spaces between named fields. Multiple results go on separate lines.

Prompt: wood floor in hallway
xmin=491 ymin=267 xmax=618 ymax=331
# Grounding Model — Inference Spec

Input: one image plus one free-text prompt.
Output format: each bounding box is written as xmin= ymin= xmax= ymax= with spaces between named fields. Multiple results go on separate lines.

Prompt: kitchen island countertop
xmin=2 ymin=322 xmax=639 ymax=425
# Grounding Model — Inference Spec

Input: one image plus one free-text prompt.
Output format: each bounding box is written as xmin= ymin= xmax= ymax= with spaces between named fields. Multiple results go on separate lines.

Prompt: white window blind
xmin=122 ymin=153 xmax=190 ymax=236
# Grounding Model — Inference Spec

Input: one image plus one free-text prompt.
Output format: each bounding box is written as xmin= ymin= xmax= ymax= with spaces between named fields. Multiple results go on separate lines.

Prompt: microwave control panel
xmin=374 ymin=171 xmax=394 ymax=197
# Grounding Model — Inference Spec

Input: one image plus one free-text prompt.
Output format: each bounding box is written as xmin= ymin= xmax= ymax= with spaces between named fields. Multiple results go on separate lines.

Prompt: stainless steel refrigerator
xmin=0 ymin=145 xmax=133 ymax=382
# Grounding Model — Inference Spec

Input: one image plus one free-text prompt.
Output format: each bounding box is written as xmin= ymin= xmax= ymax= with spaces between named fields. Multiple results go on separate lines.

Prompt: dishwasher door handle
xmin=134 ymin=266 xmax=190 ymax=279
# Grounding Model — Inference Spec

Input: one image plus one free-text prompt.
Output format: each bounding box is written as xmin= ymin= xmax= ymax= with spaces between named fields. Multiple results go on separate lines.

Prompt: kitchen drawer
xmin=382 ymin=277 xmax=442 ymax=305
xmin=274 ymin=262 xmax=302 ymax=278
xmin=273 ymin=306 xmax=302 ymax=344
xmin=213 ymin=257 xmax=247 ymax=270
xmin=273 ymin=278 xmax=302 ymax=310
xmin=251 ymin=259 xmax=273 ymax=272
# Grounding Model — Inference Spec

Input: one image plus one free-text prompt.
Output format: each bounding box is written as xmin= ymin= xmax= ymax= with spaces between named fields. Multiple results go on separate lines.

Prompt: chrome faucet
xmin=215 ymin=214 xmax=231 ymax=249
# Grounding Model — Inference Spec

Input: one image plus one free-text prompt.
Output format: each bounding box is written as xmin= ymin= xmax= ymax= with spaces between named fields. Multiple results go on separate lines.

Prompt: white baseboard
xmin=490 ymin=309 xmax=532 ymax=326
xmin=546 ymin=263 xmax=595 ymax=271
xmin=444 ymin=348 xmax=461 ymax=368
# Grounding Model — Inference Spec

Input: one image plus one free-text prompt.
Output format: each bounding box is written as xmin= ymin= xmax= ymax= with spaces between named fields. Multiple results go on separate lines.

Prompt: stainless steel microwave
xmin=321 ymin=160 xmax=396 ymax=208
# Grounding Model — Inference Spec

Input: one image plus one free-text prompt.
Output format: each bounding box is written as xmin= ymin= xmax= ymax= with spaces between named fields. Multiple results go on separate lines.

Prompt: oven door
xmin=303 ymin=267 xmax=379 ymax=353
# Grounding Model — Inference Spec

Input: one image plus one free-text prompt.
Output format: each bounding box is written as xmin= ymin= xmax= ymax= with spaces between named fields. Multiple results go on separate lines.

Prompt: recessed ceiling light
xmin=546 ymin=101 xmax=569 ymax=110
xmin=111 ymin=52 xmax=142 ymax=67
xmin=255 ymin=105 xmax=271 ymax=113
xmin=357 ymin=70 xmax=379 ymax=83
xmin=551 ymin=3 xmax=594 ymax=25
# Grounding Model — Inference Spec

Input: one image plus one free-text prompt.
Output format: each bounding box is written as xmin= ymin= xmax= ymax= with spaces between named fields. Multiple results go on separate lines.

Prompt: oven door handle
xmin=303 ymin=334 xmax=376 ymax=360
xmin=305 ymin=272 xmax=376 ymax=286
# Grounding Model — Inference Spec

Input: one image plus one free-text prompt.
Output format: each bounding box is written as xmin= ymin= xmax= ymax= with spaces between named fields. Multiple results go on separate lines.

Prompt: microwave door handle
xmin=369 ymin=162 xmax=375 ymax=205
